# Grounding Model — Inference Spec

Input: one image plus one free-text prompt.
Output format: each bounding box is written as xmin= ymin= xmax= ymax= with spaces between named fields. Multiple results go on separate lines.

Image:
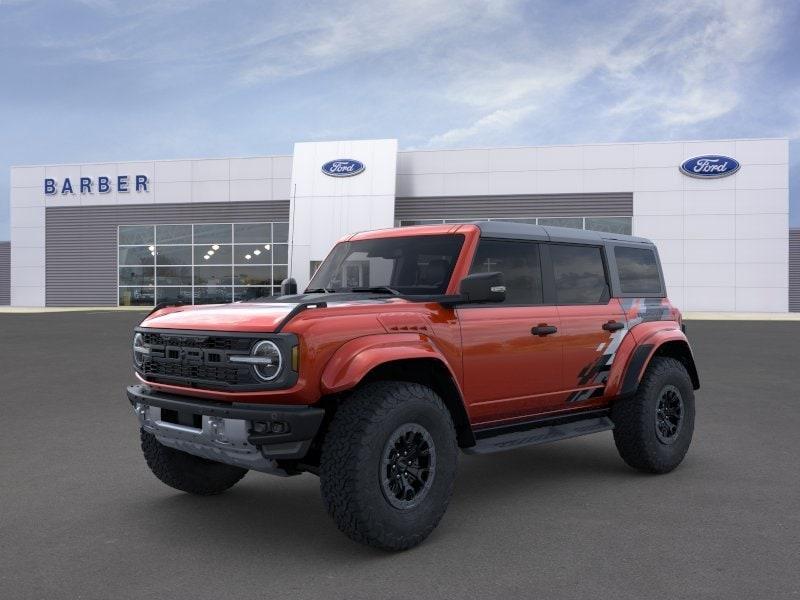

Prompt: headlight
xmin=133 ymin=332 xmax=149 ymax=368
xmin=252 ymin=340 xmax=282 ymax=381
xmin=230 ymin=340 xmax=283 ymax=381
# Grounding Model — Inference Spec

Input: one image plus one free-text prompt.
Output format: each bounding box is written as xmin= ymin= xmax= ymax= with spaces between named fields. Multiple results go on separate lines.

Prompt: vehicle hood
xmin=140 ymin=302 xmax=299 ymax=332
xmin=139 ymin=294 xmax=403 ymax=333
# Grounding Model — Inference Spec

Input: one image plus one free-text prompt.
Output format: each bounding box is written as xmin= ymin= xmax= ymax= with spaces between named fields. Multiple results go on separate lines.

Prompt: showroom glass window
xmin=118 ymin=222 xmax=289 ymax=306
xmin=397 ymin=216 xmax=632 ymax=235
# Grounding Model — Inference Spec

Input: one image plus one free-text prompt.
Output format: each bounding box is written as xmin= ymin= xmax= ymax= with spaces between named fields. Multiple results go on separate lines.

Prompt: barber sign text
xmin=44 ymin=175 xmax=149 ymax=195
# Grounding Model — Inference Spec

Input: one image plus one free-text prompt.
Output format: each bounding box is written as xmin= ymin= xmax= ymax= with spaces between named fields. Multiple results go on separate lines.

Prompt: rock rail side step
xmin=466 ymin=410 xmax=614 ymax=455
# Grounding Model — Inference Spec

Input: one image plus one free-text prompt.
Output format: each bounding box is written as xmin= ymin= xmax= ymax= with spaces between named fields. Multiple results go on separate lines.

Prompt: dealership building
xmin=3 ymin=137 xmax=796 ymax=312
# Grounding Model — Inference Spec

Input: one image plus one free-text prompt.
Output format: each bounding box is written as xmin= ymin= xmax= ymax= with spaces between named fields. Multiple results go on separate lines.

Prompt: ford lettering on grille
xmin=135 ymin=330 xmax=297 ymax=391
xmin=139 ymin=332 xmax=256 ymax=388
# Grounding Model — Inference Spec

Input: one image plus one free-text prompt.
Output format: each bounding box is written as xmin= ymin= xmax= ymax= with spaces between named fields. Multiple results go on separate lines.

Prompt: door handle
xmin=531 ymin=324 xmax=558 ymax=336
xmin=602 ymin=320 xmax=625 ymax=332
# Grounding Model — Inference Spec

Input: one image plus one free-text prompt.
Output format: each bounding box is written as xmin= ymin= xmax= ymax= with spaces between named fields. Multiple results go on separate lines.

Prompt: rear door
xmin=547 ymin=243 xmax=626 ymax=405
xmin=458 ymin=238 xmax=563 ymax=425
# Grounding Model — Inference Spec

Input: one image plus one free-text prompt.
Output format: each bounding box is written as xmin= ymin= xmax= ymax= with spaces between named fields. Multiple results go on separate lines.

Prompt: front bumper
xmin=127 ymin=384 xmax=325 ymax=476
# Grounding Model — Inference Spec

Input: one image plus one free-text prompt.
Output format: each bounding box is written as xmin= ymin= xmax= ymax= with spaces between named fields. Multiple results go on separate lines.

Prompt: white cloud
xmin=73 ymin=0 xmax=211 ymax=16
xmin=26 ymin=0 xmax=215 ymax=64
xmin=604 ymin=0 xmax=782 ymax=126
xmin=2 ymin=0 xmax=795 ymax=147
xmin=238 ymin=0 xmax=520 ymax=83
xmin=428 ymin=105 xmax=536 ymax=146
xmin=424 ymin=0 xmax=786 ymax=146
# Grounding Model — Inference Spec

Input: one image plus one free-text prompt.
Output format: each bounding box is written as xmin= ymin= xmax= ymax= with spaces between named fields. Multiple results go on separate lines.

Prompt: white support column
xmin=288 ymin=139 xmax=398 ymax=290
xmin=10 ymin=166 xmax=47 ymax=307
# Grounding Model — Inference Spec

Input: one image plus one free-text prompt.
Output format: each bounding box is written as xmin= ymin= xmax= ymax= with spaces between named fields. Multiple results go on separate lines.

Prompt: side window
xmin=469 ymin=240 xmax=543 ymax=304
xmin=614 ymin=246 xmax=663 ymax=295
xmin=550 ymin=244 xmax=609 ymax=304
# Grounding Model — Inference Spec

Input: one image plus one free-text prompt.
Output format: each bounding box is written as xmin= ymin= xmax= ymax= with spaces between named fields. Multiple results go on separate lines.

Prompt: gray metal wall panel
xmin=0 ymin=242 xmax=10 ymax=306
xmin=394 ymin=193 xmax=633 ymax=220
xmin=790 ymin=228 xmax=800 ymax=313
xmin=45 ymin=201 xmax=290 ymax=307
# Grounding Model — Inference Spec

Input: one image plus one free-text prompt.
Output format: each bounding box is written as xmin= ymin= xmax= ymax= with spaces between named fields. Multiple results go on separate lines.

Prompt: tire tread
xmin=140 ymin=430 xmax=247 ymax=495
xmin=320 ymin=381 xmax=457 ymax=550
xmin=612 ymin=356 xmax=695 ymax=474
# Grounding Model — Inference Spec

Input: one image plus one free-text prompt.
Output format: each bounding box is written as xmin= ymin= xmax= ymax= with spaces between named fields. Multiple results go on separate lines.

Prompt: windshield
xmin=307 ymin=234 xmax=464 ymax=295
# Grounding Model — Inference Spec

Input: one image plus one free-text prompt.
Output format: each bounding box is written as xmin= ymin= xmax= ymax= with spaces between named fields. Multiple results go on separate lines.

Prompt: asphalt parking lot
xmin=1 ymin=312 xmax=798 ymax=600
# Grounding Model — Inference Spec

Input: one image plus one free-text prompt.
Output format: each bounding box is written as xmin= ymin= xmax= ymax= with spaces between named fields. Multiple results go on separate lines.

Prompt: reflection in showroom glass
xmin=118 ymin=222 xmax=288 ymax=306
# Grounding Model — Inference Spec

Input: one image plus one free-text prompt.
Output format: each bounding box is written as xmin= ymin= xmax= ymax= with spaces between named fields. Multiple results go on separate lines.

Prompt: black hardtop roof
xmin=472 ymin=220 xmax=652 ymax=246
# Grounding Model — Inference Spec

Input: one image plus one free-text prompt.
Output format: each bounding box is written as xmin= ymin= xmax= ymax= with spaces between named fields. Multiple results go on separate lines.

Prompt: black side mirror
xmin=458 ymin=272 xmax=506 ymax=304
xmin=280 ymin=278 xmax=298 ymax=296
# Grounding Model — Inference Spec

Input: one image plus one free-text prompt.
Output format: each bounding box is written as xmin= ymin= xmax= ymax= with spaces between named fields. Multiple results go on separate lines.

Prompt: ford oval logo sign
xmin=321 ymin=159 xmax=365 ymax=177
xmin=680 ymin=155 xmax=740 ymax=179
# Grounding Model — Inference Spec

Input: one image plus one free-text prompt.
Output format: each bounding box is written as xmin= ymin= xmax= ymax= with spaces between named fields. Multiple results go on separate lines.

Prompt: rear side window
xmin=550 ymin=244 xmax=609 ymax=304
xmin=470 ymin=240 xmax=543 ymax=304
xmin=614 ymin=246 xmax=663 ymax=295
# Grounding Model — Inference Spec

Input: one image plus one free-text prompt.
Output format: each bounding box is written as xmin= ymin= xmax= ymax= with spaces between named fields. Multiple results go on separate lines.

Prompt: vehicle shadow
xmin=131 ymin=434 xmax=633 ymax=561
xmin=458 ymin=435 xmax=631 ymax=493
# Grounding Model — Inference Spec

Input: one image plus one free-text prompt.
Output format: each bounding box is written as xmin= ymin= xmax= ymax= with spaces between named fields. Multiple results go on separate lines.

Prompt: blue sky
xmin=1 ymin=0 xmax=799 ymax=237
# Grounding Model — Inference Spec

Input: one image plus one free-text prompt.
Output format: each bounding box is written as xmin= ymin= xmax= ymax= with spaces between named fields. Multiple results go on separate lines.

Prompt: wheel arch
xmin=652 ymin=340 xmax=700 ymax=390
xmin=358 ymin=357 xmax=475 ymax=448
xmin=620 ymin=336 xmax=700 ymax=398
xmin=320 ymin=334 xmax=475 ymax=448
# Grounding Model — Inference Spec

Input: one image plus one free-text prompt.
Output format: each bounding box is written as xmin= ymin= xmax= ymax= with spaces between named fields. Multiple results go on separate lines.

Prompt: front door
xmin=458 ymin=239 xmax=563 ymax=425
xmin=548 ymin=243 xmax=626 ymax=406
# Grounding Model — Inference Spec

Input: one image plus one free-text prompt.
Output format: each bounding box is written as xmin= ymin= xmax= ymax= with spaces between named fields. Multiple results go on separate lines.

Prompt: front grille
xmin=138 ymin=331 xmax=263 ymax=389
xmin=143 ymin=360 xmax=245 ymax=385
xmin=141 ymin=331 xmax=252 ymax=352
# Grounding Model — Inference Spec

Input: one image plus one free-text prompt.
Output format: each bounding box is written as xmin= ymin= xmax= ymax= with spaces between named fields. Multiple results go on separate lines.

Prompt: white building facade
xmin=7 ymin=137 xmax=791 ymax=312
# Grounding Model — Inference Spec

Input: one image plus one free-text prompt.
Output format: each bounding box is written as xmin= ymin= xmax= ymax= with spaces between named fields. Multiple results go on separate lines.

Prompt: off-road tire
xmin=140 ymin=430 xmax=247 ymax=495
xmin=319 ymin=381 xmax=458 ymax=551
xmin=611 ymin=356 xmax=695 ymax=474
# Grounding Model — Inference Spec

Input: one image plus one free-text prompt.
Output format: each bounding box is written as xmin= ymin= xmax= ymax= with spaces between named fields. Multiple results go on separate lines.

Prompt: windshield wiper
xmin=305 ymin=287 xmax=335 ymax=294
xmin=351 ymin=286 xmax=402 ymax=296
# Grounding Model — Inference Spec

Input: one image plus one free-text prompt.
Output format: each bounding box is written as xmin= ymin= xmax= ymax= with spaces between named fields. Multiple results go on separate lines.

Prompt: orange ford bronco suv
xmin=128 ymin=221 xmax=699 ymax=550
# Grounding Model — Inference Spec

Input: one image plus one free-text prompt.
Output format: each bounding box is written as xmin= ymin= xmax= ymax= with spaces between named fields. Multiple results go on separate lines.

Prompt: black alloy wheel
xmin=380 ymin=423 xmax=437 ymax=510
xmin=655 ymin=384 xmax=684 ymax=444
